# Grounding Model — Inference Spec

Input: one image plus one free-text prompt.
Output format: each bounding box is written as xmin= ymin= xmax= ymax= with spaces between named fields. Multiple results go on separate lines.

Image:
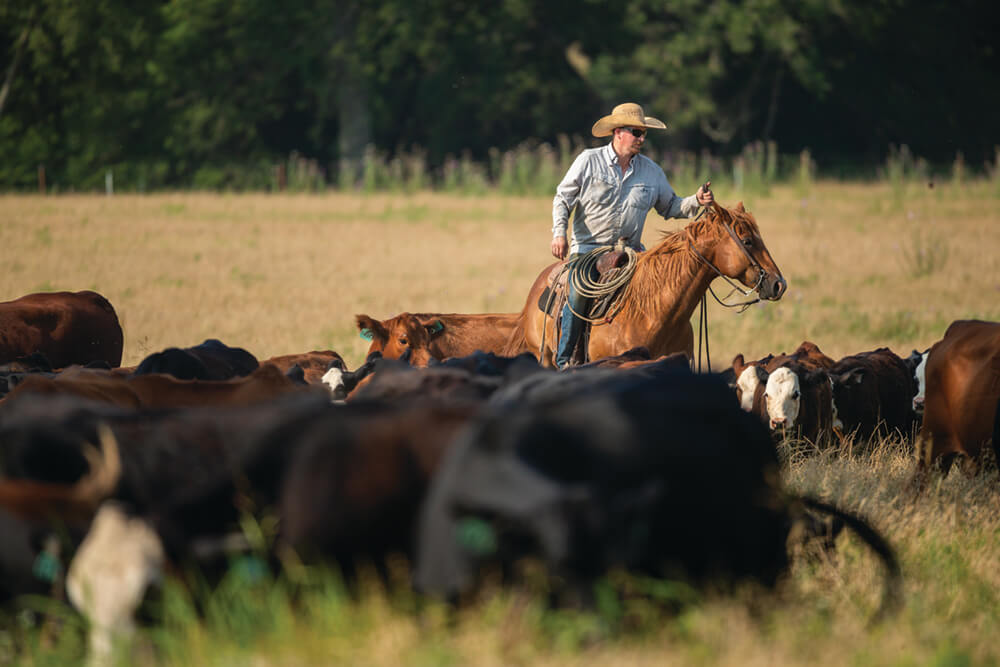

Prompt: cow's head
xmin=909 ymin=350 xmax=929 ymax=414
xmin=765 ymin=367 xmax=800 ymax=430
xmin=829 ymin=366 xmax=868 ymax=432
xmin=765 ymin=365 xmax=830 ymax=433
xmin=731 ymin=354 xmax=770 ymax=413
xmin=355 ymin=313 xmax=446 ymax=367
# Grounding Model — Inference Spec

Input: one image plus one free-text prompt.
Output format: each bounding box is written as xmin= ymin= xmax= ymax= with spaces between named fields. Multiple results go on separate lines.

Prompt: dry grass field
xmin=1 ymin=181 xmax=998 ymax=665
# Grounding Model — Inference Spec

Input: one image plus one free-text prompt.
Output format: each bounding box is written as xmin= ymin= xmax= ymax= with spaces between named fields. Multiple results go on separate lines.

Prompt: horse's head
xmin=700 ymin=202 xmax=786 ymax=301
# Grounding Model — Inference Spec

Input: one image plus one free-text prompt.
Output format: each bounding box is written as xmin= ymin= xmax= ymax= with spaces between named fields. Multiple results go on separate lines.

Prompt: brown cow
xmin=3 ymin=364 xmax=320 ymax=409
xmin=0 ymin=291 xmax=124 ymax=368
xmin=355 ymin=312 xmax=521 ymax=366
xmin=918 ymin=320 xmax=1000 ymax=474
xmin=828 ymin=348 xmax=918 ymax=443
xmin=260 ymin=350 xmax=346 ymax=384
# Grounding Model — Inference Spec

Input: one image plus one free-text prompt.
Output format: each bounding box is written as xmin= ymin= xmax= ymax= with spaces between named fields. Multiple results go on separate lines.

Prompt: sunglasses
xmin=620 ymin=127 xmax=646 ymax=138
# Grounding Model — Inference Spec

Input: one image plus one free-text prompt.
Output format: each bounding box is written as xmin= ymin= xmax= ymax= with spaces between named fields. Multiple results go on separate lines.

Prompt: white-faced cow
xmin=761 ymin=342 xmax=836 ymax=442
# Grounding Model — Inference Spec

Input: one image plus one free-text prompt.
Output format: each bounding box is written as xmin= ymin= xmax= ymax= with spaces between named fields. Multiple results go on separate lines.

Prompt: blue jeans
xmin=555 ymin=260 xmax=595 ymax=369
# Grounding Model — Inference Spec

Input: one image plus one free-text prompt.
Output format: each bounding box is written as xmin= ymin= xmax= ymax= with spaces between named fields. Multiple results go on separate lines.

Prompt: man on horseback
xmin=550 ymin=102 xmax=715 ymax=369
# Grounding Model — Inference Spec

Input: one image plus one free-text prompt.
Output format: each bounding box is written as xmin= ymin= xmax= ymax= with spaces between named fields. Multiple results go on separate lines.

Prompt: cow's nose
xmin=769 ymin=418 xmax=786 ymax=430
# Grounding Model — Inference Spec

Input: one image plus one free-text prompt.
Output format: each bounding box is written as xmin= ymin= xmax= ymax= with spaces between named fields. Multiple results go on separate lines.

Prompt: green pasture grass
xmin=1 ymin=181 xmax=999 ymax=664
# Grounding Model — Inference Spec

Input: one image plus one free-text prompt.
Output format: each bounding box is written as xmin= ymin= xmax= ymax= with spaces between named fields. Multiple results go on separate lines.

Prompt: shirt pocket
xmin=625 ymin=184 xmax=654 ymax=211
xmin=584 ymin=177 xmax=616 ymax=206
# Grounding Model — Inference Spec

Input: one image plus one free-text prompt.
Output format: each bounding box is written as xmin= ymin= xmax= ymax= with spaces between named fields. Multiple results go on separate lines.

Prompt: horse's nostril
xmin=775 ymin=278 xmax=787 ymax=298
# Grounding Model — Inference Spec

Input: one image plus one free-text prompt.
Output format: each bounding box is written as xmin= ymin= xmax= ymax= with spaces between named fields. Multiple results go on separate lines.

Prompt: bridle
xmin=685 ymin=202 xmax=770 ymax=373
xmin=685 ymin=202 xmax=768 ymax=312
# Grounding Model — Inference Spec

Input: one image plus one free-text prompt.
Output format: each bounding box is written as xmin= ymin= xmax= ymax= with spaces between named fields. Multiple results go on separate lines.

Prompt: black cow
xmin=132 ymin=339 xmax=259 ymax=381
xmin=414 ymin=370 xmax=900 ymax=617
xmin=828 ymin=348 xmax=918 ymax=443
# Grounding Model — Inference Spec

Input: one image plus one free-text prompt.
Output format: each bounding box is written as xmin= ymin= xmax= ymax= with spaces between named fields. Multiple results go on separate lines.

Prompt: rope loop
xmin=564 ymin=245 xmax=639 ymax=325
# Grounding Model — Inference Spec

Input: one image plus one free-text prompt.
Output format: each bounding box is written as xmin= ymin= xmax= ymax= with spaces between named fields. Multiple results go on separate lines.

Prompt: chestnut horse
xmin=504 ymin=202 xmax=786 ymax=367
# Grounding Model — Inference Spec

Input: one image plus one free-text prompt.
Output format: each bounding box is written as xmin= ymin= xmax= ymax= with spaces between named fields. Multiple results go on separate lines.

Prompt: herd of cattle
xmin=1 ymin=289 xmax=997 ymax=659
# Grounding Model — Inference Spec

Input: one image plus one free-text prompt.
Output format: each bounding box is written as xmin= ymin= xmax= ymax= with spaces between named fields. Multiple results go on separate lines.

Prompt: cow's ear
xmin=425 ymin=319 xmax=445 ymax=337
xmin=355 ymin=314 xmax=388 ymax=343
xmin=732 ymin=353 xmax=745 ymax=369
xmin=836 ymin=367 xmax=866 ymax=385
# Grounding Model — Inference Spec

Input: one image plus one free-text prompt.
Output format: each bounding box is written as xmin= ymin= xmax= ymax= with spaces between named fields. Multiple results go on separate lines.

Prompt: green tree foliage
xmin=0 ymin=0 xmax=997 ymax=189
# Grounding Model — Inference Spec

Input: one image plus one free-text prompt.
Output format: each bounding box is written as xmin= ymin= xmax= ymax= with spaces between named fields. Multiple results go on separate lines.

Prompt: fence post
xmin=276 ymin=163 xmax=286 ymax=191
xmin=105 ymin=169 xmax=113 ymax=195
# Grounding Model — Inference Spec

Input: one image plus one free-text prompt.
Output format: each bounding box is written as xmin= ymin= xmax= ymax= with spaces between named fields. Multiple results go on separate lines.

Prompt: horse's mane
xmin=623 ymin=203 xmax=761 ymax=312
xmin=645 ymin=202 xmax=761 ymax=257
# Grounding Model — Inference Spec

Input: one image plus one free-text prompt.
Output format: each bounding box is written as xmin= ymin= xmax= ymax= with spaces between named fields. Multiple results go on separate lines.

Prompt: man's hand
xmin=696 ymin=180 xmax=714 ymax=207
xmin=551 ymin=236 xmax=568 ymax=260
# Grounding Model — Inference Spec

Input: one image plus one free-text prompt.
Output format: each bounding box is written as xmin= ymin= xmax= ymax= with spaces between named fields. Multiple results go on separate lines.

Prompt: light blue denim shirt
xmin=552 ymin=142 xmax=699 ymax=255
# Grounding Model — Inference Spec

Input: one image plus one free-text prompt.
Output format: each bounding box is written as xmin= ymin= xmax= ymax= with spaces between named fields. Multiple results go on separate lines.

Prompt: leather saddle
xmin=537 ymin=247 xmax=630 ymax=317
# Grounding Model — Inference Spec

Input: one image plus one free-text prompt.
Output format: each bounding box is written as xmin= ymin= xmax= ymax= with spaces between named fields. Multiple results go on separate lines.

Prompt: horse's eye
xmin=742 ymin=237 xmax=753 ymax=247
xmin=399 ymin=337 xmax=408 ymax=346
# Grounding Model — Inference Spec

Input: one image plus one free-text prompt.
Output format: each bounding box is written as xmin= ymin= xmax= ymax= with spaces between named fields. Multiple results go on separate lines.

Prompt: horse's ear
xmin=736 ymin=201 xmax=746 ymax=213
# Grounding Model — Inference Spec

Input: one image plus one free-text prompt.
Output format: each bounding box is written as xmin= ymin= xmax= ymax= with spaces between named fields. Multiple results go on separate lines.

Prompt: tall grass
xmin=8 ymin=441 xmax=998 ymax=666
xmin=33 ymin=141 xmax=1000 ymax=196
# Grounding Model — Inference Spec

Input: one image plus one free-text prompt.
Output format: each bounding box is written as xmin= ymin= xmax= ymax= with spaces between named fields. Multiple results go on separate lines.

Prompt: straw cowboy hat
xmin=591 ymin=102 xmax=667 ymax=138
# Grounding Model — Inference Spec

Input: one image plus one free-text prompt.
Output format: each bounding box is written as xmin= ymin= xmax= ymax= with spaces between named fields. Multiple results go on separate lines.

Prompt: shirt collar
xmin=602 ymin=142 xmax=619 ymax=166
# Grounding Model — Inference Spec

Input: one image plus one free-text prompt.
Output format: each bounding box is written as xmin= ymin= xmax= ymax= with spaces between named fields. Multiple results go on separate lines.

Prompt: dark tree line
xmin=1 ymin=0 xmax=997 ymax=190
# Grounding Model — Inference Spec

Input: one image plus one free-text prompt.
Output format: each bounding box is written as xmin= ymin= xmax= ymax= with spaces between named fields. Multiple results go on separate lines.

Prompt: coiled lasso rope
xmin=564 ymin=243 xmax=639 ymax=324
xmin=538 ymin=242 xmax=640 ymax=364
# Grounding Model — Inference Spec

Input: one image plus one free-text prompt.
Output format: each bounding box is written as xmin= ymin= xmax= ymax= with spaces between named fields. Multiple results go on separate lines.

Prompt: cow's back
xmin=0 ymin=291 xmax=124 ymax=368
xmin=428 ymin=313 xmax=521 ymax=359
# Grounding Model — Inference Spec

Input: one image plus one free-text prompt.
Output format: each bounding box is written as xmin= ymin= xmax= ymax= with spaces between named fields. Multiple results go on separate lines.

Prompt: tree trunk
xmin=0 ymin=6 xmax=39 ymax=119
xmin=337 ymin=76 xmax=371 ymax=188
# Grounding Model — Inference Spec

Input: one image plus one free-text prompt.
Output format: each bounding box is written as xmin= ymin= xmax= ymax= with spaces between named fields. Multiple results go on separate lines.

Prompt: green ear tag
xmin=360 ymin=328 xmax=374 ymax=341
xmin=456 ymin=517 xmax=497 ymax=556
xmin=32 ymin=551 xmax=61 ymax=584
xmin=430 ymin=320 xmax=444 ymax=334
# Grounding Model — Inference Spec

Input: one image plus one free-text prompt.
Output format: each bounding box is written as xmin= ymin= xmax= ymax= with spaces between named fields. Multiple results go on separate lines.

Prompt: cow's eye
xmin=792 ymin=391 xmax=800 ymax=399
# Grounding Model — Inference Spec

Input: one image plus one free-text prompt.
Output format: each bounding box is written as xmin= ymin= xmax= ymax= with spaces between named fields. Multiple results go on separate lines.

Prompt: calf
xmin=828 ymin=348 xmax=918 ymax=443
xmin=729 ymin=353 xmax=774 ymax=413
xmin=747 ymin=342 xmax=836 ymax=440
xmin=355 ymin=312 xmax=520 ymax=366
xmin=0 ymin=290 xmax=124 ymax=367
xmin=764 ymin=361 xmax=835 ymax=444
